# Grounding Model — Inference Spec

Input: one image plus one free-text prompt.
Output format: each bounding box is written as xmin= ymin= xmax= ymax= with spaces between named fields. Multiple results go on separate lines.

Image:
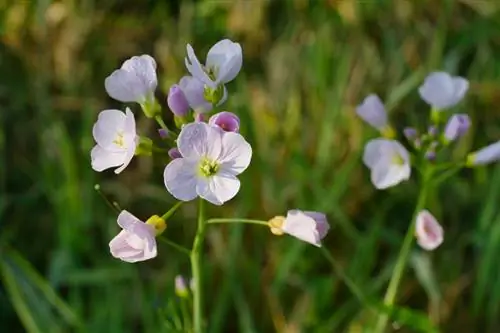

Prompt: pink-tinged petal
xmin=196 ymin=171 xmax=240 ymax=205
xmin=109 ymin=230 xmax=157 ymax=263
xmin=178 ymin=76 xmax=212 ymax=113
xmin=302 ymin=211 xmax=330 ymax=239
xmin=91 ymin=145 xmax=126 ymax=172
xmin=218 ymin=131 xmax=252 ymax=175
xmin=92 ymin=109 xmax=126 ymax=150
xmin=415 ymin=210 xmax=443 ymax=251
xmin=177 ymin=122 xmax=222 ymax=160
xmin=209 ymin=112 xmax=240 ymax=133
xmin=117 ymin=210 xmax=141 ymax=229
xmin=185 ymin=44 xmax=214 ymax=88
xmin=114 ymin=137 xmax=138 ymax=174
xmin=283 ymin=210 xmax=323 ymax=247
xmin=164 ymin=158 xmax=199 ymax=202
xmin=356 ymin=94 xmax=388 ymax=130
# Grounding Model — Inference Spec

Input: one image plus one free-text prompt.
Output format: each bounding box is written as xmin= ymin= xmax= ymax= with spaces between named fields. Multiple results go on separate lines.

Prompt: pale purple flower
xmin=419 ymin=72 xmax=469 ymax=109
xmin=209 ymin=112 xmax=240 ymax=133
xmin=167 ymin=84 xmax=189 ymax=116
xmin=91 ymin=108 xmax=138 ymax=174
xmin=415 ymin=210 xmax=443 ymax=251
xmin=175 ymin=275 xmax=189 ymax=297
xmin=163 ymin=122 xmax=252 ymax=205
xmin=104 ymin=55 xmax=157 ymax=104
xmin=109 ymin=210 xmax=157 ymax=263
xmin=168 ymin=148 xmax=182 ymax=159
xmin=158 ymin=128 xmax=169 ymax=139
xmin=403 ymin=127 xmax=418 ymax=141
xmin=424 ymin=150 xmax=436 ymax=161
xmin=363 ymin=139 xmax=411 ymax=189
xmin=178 ymin=76 xmax=227 ymax=114
xmin=444 ymin=114 xmax=470 ymax=142
xmin=356 ymin=94 xmax=388 ymax=131
xmin=467 ymin=141 xmax=500 ymax=166
xmin=185 ymin=39 xmax=242 ymax=89
xmin=281 ymin=210 xmax=329 ymax=247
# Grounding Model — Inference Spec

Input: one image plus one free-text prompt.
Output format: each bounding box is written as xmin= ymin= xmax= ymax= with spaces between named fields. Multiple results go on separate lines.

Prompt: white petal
xmin=415 ymin=210 xmax=443 ymax=251
xmin=356 ymin=94 xmax=388 ymax=130
xmin=418 ymin=72 xmax=468 ymax=109
xmin=114 ymin=138 xmax=137 ymax=174
xmin=471 ymin=141 xmax=500 ymax=165
xmin=218 ymin=131 xmax=252 ymax=175
xmin=185 ymin=44 xmax=214 ymax=87
xmin=164 ymin=158 xmax=199 ymax=202
xmin=371 ymin=162 xmax=410 ymax=189
xmin=206 ymin=39 xmax=243 ymax=85
xmin=110 ymin=231 xmax=143 ymax=259
xmin=123 ymin=108 xmax=137 ymax=145
xmin=196 ymin=171 xmax=240 ymax=205
xmin=178 ymin=76 xmax=213 ymax=113
xmin=91 ymin=145 xmax=126 ymax=172
xmin=92 ymin=109 xmax=126 ymax=150
xmin=177 ymin=122 xmax=222 ymax=160
xmin=362 ymin=138 xmax=395 ymax=169
xmin=117 ymin=210 xmax=140 ymax=229
xmin=283 ymin=211 xmax=322 ymax=247
xmin=453 ymin=77 xmax=469 ymax=102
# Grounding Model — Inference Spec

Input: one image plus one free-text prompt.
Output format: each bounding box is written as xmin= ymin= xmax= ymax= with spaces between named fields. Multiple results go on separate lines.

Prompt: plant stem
xmin=155 ymin=115 xmax=169 ymax=132
xmin=206 ymin=218 xmax=269 ymax=226
xmin=374 ymin=166 xmax=433 ymax=332
xmin=161 ymin=201 xmax=183 ymax=220
xmin=191 ymin=199 xmax=206 ymax=333
xmin=157 ymin=237 xmax=191 ymax=256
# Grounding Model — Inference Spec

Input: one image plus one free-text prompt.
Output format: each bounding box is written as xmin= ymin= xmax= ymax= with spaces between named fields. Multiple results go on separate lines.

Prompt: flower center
xmin=205 ymin=66 xmax=218 ymax=81
xmin=199 ymin=157 xmax=220 ymax=177
xmin=391 ymin=153 xmax=405 ymax=166
xmin=113 ymin=131 xmax=126 ymax=148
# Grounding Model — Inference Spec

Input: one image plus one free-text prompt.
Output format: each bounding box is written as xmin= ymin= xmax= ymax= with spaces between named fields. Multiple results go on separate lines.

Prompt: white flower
xmin=178 ymin=76 xmax=227 ymax=113
xmin=91 ymin=108 xmax=138 ymax=174
xmin=105 ymin=54 xmax=157 ymax=104
xmin=269 ymin=210 xmax=329 ymax=247
xmin=163 ymin=122 xmax=252 ymax=205
xmin=109 ymin=210 xmax=157 ymax=263
xmin=467 ymin=141 xmax=500 ymax=166
xmin=363 ymin=139 xmax=411 ymax=189
xmin=356 ymin=94 xmax=388 ymax=131
xmin=415 ymin=210 xmax=443 ymax=251
xmin=418 ymin=72 xmax=469 ymax=109
xmin=185 ymin=39 xmax=242 ymax=89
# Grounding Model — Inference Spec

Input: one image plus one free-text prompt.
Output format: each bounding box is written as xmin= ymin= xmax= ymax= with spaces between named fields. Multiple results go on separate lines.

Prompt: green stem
xmin=157 ymin=237 xmax=190 ymax=256
xmin=206 ymin=218 xmax=269 ymax=226
xmin=155 ymin=115 xmax=169 ymax=132
xmin=161 ymin=201 xmax=183 ymax=220
xmin=374 ymin=166 xmax=433 ymax=333
xmin=191 ymin=199 xmax=207 ymax=333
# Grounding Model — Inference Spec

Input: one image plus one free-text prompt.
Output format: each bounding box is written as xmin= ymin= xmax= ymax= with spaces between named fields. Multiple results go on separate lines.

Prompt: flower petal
xmin=206 ymin=39 xmax=243 ymax=85
xmin=362 ymin=138 xmax=394 ymax=169
xmin=470 ymin=141 xmax=500 ymax=165
xmin=218 ymin=131 xmax=252 ymax=175
xmin=419 ymin=72 xmax=468 ymax=109
xmin=283 ymin=210 xmax=322 ymax=247
xmin=92 ymin=109 xmax=127 ymax=150
xmin=355 ymin=94 xmax=388 ymax=130
xmin=177 ymin=122 xmax=222 ymax=160
xmin=178 ymin=76 xmax=212 ymax=113
xmin=91 ymin=145 xmax=126 ymax=172
xmin=164 ymin=158 xmax=199 ymax=202
xmin=185 ymin=44 xmax=214 ymax=87
xmin=415 ymin=210 xmax=443 ymax=251
xmin=371 ymin=162 xmax=411 ymax=189
xmin=114 ymin=137 xmax=138 ymax=174
xmin=123 ymin=107 xmax=137 ymax=145
xmin=196 ymin=171 xmax=240 ymax=205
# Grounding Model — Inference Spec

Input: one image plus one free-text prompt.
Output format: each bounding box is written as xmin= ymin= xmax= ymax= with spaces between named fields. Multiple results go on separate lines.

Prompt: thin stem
xmin=155 ymin=115 xmax=169 ymax=132
xmin=206 ymin=218 xmax=269 ymax=226
xmin=191 ymin=199 xmax=206 ymax=333
xmin=157 ymin=237 xmax=190 ymax=256
xmin=374 ymin=166 xmax=433 ymax=332
xmin=161 ymin=201 xmax=183 ymax=220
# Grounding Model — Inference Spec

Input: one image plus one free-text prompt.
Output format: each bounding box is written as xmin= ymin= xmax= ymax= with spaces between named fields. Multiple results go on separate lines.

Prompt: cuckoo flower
xmin=185 ymin=39 xmax=242 ymax=89
xmin=178 ymin=76 xmax=227 ymax=114
xmin=269 ymin=210 xmax=329 ymax=247
xmin=419 ymin=72 xmax=469 ymax=109
xmin=91 ymin=108 xmax=138 ymax=174
xmin=467 ymin=141 xmax=500 ymax=166
xmin=415 ymin=210 xmax=443 ymax=251
xmin=105 ymin=55 xmax=157 ymax=105
xmin=209 ymin=112 xmax=240 ymax=133
xmin=167 ymin=84 xmax=189 ymax=117
xmin=109 ymin=210 xmax=157 ymax=263
xmin=356 ymin=94 xmax=391 ymax=133
xmin=363 ymin=139 xmax=411 ymax=189
xmin=444 ymin=114 xmax=470 ymax=142
xmin=163 ymin=122 xmax=252 ymax=205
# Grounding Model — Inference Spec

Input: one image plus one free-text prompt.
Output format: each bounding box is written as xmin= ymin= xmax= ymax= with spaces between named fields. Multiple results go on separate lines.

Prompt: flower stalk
xmin=191 ymin=199 xmax=207 ymax=333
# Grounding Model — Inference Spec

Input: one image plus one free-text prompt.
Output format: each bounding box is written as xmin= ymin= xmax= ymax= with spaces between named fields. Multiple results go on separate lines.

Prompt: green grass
xmin=2 ymin=0 xmax=500 ymax=332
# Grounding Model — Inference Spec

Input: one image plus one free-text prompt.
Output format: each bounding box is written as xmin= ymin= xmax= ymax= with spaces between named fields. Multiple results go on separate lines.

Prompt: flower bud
xmin=428 ymin=126 xmax=438 ymax=137
xmin=209 ymin=112 xmax=240 ymax=133
xmin=403 ymin=127 xmax=417 ymax=141
xmin=268 ymin=216 xmax=285 ymax=236
xmin=167 ymin=85 xmax=189 ymax=117
xmin=168 ymin=148 xmax=182 ymax=160
xmin=444 ymin=114 xmax=470 ymax=142
xmin=175 ymin=275 xmax=189 ymax=298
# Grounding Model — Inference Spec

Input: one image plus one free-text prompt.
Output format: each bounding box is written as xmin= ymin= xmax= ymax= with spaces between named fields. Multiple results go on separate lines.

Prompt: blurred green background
xmin=2 ymin=0 xmax=500 ymax=332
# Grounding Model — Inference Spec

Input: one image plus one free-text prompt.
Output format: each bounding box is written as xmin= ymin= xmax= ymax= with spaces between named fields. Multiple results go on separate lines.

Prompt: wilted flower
xmin=444 ymin=114 xmax=470 ymax=142
xmin=168 ymin=148 xmax=182 ymax=160
xmin=109 ymin=210 xmax=157 ymax=263
xmin=209 ymin=112 xmax=240 ymax=132
xmin=167 ymin=84 xmax=189 ymax=117
xmin=356 ymin=94 xmax=394 ymax=137
xmin=268 ymin=210 xmax=329 ymax=247
xmin=178 ymin=76 xmax=227 ymax=114
xmin=163 ymin=122 xmax=252 ymax=205
xmin=91 ymin=108 xmax=138 ymax=174
xmin=466 ymin=141 xmax=500 ymax=166
xmin=185 ymin=39 xmax=242 ymax=89
xmin=415 ymin=210 xmax=443 ymax=251
xmin=419 ymin=72 xmax=469 ymax=109
xmin=105 ymin=55 xmax=157 ymax=105
xmin=362 ymin=139 xmax=411 ymax=189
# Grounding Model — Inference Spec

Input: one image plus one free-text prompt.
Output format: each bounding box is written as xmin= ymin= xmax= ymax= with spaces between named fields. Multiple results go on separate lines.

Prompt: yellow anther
xmin=268 ymin=216 xmax=285 ymax=236
xmin=113 ymin=132 xmax=125 ymax=148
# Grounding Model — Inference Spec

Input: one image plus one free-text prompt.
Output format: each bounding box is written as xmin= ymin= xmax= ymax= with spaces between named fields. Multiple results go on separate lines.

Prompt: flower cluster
xmin=91 ymin=39 xmax=331 ymax=266
xmin=356 ymin=71 xmax=500 ymax=251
